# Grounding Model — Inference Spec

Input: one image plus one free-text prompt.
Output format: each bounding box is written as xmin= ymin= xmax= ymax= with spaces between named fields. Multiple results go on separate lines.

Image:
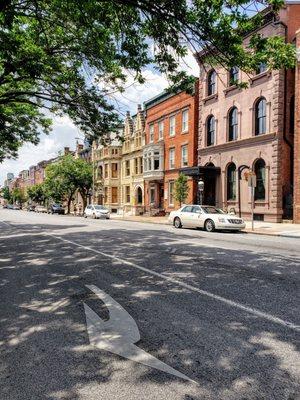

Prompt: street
xmin=0 ymin=209 xmax=299 ymax=400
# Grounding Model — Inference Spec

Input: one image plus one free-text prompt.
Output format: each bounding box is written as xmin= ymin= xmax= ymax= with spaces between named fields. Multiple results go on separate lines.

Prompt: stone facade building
xmin=92 ymin=132 xmax=123 ymax=213
xmin=121 ymin=106 xmax=145 ymax=215
xmin=143 ymin=84 xmax=199 ymax=214
xmin=197 ymin=4 xmax=300 ymax=222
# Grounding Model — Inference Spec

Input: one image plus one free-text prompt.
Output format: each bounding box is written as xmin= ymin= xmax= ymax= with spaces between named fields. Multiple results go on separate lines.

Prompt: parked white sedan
xmin=168 ymin=205 xmax=246 ymax=232
xmin=84 ymin=205 xmax=110 ymax=219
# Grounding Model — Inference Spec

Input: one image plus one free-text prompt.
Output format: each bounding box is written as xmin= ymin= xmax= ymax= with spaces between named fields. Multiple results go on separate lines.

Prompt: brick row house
xmin=195 ymin=4 xmax=300 ymax=222
xmin=143 ymin=85 xmax=199 ymax=214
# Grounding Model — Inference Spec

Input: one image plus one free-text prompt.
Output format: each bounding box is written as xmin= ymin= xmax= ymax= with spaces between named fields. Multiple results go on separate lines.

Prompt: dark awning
xmin=180 ymin=166 xmax=221 ymax=177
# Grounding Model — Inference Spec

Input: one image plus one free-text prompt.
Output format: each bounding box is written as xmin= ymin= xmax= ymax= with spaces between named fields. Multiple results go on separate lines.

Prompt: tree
xmin=44 ymin=154 xmax=92 ymax=213
xmin=174 ymin=174 xmax=190 ymax=206
xmin=27 ymin=184 xmax=48 ymax=204
xmin=11 ymin=188 xmax=27 ymax=205
xmin=2 ymin=186 xmax=11 ymax=202
xmin=0 ymin=1 xmax=295 ymax=161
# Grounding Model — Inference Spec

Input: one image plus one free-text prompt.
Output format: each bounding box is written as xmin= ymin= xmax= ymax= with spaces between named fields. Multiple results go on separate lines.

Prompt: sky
xmin=0 ymin=51 xmax=199 ymax=186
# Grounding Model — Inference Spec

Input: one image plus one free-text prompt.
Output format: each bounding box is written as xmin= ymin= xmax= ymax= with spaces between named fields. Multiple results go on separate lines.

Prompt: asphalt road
xmin=0 ymin=209 xmax=299 ymax=400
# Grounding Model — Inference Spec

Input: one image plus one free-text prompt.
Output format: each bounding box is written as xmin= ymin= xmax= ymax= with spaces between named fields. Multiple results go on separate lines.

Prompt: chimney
xmin=64 ymin=147 xmax=70 ymax=155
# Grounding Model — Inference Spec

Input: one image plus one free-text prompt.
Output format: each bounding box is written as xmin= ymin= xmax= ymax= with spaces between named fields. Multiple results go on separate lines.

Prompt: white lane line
xmin=0 ymin=220 xmax=11 ymax=226
xmin=50 ymin=235 xmax=300 ymax=333
xmin=84 ymin=285 xmax=195 ymax=383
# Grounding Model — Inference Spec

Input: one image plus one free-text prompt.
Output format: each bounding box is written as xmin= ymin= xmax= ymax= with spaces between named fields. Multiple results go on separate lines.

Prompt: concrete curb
xmin=110 ymin=217 xmax=299 ymax=238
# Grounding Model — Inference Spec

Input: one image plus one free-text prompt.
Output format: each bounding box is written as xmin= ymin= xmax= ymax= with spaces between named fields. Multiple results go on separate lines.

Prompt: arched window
xmin=229 ymin=67 xmax=239 ymax=85
xmin=255 ymin=98 xmax=266 ymax=136
xmin=207 ymin=70 xmax=216 ymax=96
xmin=228 ymin=107 xmax=238 ymax=141
xmin=206 ymin=116 xmax=215 ymax=146
xmin=254 ymin=159 xmax=266 ymax=200
xmin=290 ymin=95 xmax=295 ymax=135
xmin=227 ymin=163 xmax=236 ymax=201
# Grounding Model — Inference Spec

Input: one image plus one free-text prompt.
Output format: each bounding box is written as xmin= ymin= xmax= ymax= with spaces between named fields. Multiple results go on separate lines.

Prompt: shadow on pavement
xmin=0 ymin=221 xmax=299 ymax=399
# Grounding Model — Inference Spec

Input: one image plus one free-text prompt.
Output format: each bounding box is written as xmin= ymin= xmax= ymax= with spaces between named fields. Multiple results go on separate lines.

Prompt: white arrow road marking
xmin=84 ymin=284 xmax=196 ymax=383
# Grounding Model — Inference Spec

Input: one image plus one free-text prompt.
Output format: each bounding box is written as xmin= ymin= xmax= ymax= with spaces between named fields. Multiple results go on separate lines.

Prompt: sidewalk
xmin=110 ymin=214 xmax=300 ymax=238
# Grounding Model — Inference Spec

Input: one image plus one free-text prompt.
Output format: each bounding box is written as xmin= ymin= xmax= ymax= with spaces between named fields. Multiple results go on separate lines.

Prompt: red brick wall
xmin=145 ymin=81 xmax=199 ymax=212
xmin=294 ymin=30 xmax=300 ymax=222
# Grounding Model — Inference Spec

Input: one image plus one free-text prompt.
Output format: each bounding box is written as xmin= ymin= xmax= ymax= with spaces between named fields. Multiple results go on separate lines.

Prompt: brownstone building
xmin=197 ymin=4 xmax=300 ymax=222
xmin=143 ymin=83 xmax=199 ymax=214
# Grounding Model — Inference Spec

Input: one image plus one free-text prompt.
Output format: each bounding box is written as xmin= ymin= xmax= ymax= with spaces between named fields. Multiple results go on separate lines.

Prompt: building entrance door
xmin=204 ymin=175 xmax=216 ymax=206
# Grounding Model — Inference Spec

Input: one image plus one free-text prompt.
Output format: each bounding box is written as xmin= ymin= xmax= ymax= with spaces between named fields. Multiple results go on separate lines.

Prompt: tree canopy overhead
xmin=0 ymin=0 xmax=296 ymax=161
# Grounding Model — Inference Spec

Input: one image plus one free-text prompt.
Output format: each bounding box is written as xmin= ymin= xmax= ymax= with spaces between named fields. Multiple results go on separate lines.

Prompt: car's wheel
xmin=205 ymin=219 xmax=215 ymax=232
xmin=174 ymin=217 xmax=182 ymax=229
xmin=84 ymin=213 xmax=87 ymax=218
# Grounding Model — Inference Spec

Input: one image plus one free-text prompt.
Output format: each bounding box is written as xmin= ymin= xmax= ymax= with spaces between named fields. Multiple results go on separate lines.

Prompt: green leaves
xmin=0 ymin=1 xmax=296 ymax=161
xmin=174 ymin=173 xmax=190 ymax=206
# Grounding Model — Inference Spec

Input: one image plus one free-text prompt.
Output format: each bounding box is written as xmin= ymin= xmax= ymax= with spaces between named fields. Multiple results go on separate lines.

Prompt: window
xmin=135 ymin=158 xmax=138 ymax=174
xmin=254 ymin=159 xmax=266 ymax=200
xmin=169 ymin=115 xmax=175 ymax=137
xmin=229 ymin=67 xmax=239 ymax=85
xmin=104 ymin=164 xmax=108 ymax=178
xmin=149 ymin=124 xmax=154 ymax=142
xmin=255 ymin=98 xmax=267 ymax=136
xmin=158 ymin=121 xmax=164 ymax=139
xmin=169 ymin=148 xmax=175 ymax=169
xmin=227 ymin=163 xmax=236 ymax=200
xmin=207 ymin=115 xmax=215 ymax=146
xmin=125 ymin=160 xmax=130 ymax=176
xmin=181 ymin=145 xmax=188 ymax=167
xmin=154 ymin=151 xmax=160 ymax=170
xmin=192 ymin=206 xmax=201 ymax=213
xmin=104 ymin=187 xmax=108 ymax=203
xmin=98 ymin=166 xmax=103 ymax=179
xmin=169 ymin=181 xmax=175 ymax=205
xmin=111 ymin=163 xmax=118 ymax=178
xmin=182 ymin=109 xmax=189 ymax=132
xmin=228 ymin=107 xmax=238 ymax=141
xmin=111 ymin=187 xmax=118 ymax=203
xmin=125 ymin=186 xmax=130 ymax=203
xmin=207 ymin=70 xmax=216 ymax=95
xmin=139 ymin=157 xmax=143 ymax=174
xmin=256 ymin=62 xmax=267 ymax=75
xmin=182 ymin=205 xmax=193 ymax=212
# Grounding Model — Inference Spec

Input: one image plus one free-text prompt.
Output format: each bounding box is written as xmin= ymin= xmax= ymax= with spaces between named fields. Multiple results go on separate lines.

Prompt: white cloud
xmin=0 ymin=57 xmax=199 ymax=185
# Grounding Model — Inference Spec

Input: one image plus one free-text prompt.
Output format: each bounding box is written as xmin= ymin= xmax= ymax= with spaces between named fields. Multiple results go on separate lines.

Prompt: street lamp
xmin=198 ymin=179 xmax=204 ymax=205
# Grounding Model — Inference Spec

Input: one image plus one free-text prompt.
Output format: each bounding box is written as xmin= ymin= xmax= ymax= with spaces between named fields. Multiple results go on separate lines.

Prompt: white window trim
xmin=169 ymin=148 xmax=175 ymax=169
xmin=182 ymin=109 xmax=189 ymax=133
xmin=169 ymin=115 xmax=176 ymax=137
xmin=181 ymin=145 xmax=188 ymax=167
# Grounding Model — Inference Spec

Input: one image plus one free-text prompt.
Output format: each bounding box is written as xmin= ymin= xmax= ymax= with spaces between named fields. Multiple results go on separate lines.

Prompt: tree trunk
xmin=67 ymin=190 xmax=75 ymax=214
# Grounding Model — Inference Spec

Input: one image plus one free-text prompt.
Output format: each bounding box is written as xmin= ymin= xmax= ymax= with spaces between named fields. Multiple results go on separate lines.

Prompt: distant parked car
xmin=84 ymin=205 xmax=110 ymax=219
xmin=2 ymin=204 xmax=8 ymax=209
xmin=48 ymin=204 xmax=65 ymax=215
xmin=7 ymin=204 xmax=14 ymax=209
xmin=35 ymin=205 xmax=48 ymax=213
xmin=27 ymin=205 xmax=36 ymax=212
xmin=12 ymin=204 xmax=21 ymax=210
xmin=168 ymin=205 xmax=246 ymax=232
